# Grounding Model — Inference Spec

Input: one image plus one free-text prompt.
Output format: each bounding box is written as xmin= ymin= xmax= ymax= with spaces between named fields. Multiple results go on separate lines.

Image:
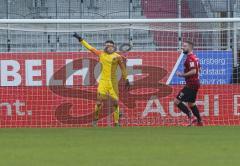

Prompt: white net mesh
xmin=0 ymin=21 xmax=239 ymax=51
xmin=0 ymin=20 xmax=239 ymax=127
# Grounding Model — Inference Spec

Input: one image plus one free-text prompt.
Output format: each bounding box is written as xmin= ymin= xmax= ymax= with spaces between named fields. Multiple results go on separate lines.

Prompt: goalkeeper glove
xmin=73 ymin=32 xmax=83 ymax=42
xmin=125 ymin=79 xmax=130 ymax=90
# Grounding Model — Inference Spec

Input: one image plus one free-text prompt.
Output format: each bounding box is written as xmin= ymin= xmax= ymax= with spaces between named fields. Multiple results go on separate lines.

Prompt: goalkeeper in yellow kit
xmin=73 ymin=33 xmax=130 ymax=127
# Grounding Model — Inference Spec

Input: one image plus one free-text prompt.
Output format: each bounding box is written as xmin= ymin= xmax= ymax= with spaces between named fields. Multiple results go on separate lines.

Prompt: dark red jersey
xmin=184 ymin=53 xmax=200 ymax=90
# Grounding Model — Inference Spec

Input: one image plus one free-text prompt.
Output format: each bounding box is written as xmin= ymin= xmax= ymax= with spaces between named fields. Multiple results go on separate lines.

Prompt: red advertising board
xmin=0 ymin=52 xmax=239 ymax=127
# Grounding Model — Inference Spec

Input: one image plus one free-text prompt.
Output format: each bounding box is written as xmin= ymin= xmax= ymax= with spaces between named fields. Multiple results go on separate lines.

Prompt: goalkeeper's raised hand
xmin=73 ymin=32 xmax=83 ymax=42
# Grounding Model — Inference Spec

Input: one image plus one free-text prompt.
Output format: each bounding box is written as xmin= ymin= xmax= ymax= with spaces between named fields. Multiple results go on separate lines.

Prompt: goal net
xmin=0 ymin=18 xmax=239 ymax=127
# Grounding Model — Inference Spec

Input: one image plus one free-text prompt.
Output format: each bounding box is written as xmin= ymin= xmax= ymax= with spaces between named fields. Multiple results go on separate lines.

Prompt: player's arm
xmin=118 ymin=56 xmax=130 ymax=90
xmin=73 ymin=32 xmax=102 ymax=56
xmin=177 ymin=69 xmax=196 ymax=78
xmin=177 ymin=60 xmax=197 ymax=77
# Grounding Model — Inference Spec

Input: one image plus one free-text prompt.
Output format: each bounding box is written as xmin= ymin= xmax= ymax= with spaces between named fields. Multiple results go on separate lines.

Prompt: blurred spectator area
xmin=0 ymin=0 xmax=239 ymax=52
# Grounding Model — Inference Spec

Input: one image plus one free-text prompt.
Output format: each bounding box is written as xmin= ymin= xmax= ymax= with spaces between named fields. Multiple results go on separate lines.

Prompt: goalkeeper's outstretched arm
xmin=73 ymin=32 xmax=102 ymax=56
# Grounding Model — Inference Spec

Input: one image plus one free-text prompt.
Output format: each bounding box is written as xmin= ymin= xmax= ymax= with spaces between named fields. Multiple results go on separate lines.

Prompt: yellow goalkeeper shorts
xmin=97 ymin=81 xmax=119 ymax=101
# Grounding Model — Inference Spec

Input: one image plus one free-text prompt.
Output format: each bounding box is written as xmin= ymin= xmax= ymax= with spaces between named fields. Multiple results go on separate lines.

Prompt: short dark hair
xmin=105 ymin=40 xmax=115 ymax=45
xmin=185 ymin=40 xmax=194 ymax=48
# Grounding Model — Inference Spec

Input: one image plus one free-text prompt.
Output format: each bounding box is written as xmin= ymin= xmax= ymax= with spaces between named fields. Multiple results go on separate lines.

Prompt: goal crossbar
xmin=0 ymin=18 xmax=240 ymax=24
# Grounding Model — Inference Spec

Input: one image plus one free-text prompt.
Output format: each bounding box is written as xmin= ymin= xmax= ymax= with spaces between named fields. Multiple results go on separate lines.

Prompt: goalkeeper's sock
xmin=190 ymin=105 xmax=202 ymax=122
xmin=94 ymin=104 xmax=102 ymax=121
xmin=113 ymin=105 xmax=120 ymax=124
xmin=177 ymin=102 xmax=191 ymax=118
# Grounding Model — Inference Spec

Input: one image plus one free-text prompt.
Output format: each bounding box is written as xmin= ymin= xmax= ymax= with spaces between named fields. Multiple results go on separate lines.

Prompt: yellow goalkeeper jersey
xmin=81 ymin=40 xmax=127 ymax=83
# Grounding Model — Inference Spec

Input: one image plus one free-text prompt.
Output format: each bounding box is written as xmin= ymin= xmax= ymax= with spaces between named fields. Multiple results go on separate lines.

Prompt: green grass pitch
xmin=0 ymin=127 xmax=239 ymax=166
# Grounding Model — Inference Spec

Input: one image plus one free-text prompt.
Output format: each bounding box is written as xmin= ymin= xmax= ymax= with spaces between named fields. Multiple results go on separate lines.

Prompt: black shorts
xmin=176 ymin=86 xmax=198 ymax=103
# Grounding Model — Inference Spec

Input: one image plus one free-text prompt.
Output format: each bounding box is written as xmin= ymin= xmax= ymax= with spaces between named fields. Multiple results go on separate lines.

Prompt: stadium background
xmin=0 ymin=0 xmax=239 ymax=52
xmin=0 ymin=1 xmax=240 ymax=166
xmin=0 ymin=0 xmax=240 ymax=127
xmin=0 ymin=0 xmax=240 ymax=80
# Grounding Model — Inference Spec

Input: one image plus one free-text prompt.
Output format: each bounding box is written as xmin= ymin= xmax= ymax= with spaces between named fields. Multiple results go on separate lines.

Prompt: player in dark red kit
xmin=174 ymin=41 xmax=203 ymax=126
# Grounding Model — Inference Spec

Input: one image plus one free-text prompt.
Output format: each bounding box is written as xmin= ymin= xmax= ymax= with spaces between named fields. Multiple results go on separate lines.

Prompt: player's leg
xmin=187 ymin=90 xmax=203 ymax=126
xmin=94 ymin=95 xmax=103 ymax=121
xmin=109 ymin=84 xmax=120 ymax=127
xmin=112 ymin=99 xmax=120 ymax=127
xmin=188 ymin=102 xmax=202 ymax=125
xmin=93 ymin=84 xmax=108 ymax=126
xmin=174 ymin=87 xmax=192 ymax=119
